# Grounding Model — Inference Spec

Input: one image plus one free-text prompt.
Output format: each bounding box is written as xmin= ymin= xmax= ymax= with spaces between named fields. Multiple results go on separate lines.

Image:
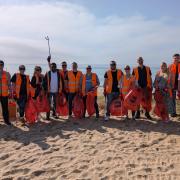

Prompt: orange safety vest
xmin=105 ymin=69 xmax=123 ymax=94
xmin=47 ymin=72 xmax=62 ymax=93
xmin=59 ymin=69 xmax=68 ymax=80
xmin=168 ymin=63 xmax=180 ymax=87
xmin=121 ymin=75 xmax=135 ymax=97
xmin=67 ymin=71 xmax=82 ymax=93
xmin=0 ymin=71 xmax=9 ymax=97
xmin=30 ymin=75 xmax=43 ymax=97
xmin=82 ymin=73 xmax=98 ymax=96
xmin=133 ymin=66 xmax=152 ymax=88
xmin=15 ymin=73 xmax=30 ymax=98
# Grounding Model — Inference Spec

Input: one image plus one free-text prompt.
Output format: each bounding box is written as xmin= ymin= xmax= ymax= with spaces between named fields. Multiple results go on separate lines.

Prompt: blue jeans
xmin=105 ymin=92 xmax=120 ymax=116
xmin=17 ymin=95 xmax=27 ymax=118
xmin=46 ymin=92 xmax=58 ymax=118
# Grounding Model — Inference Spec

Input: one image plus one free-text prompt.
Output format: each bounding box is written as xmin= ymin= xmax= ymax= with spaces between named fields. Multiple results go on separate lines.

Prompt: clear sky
xmin=0 ymin=0 xmax=180 ymax=65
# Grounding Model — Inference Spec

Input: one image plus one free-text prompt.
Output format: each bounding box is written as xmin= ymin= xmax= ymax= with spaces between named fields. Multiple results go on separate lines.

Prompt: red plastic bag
xmin=25 ymin=98 xmax=38 ymax=124
xmin=56 ymin=94 xmax=68 ymax=116
xmin=72 ymin=95 xmax=84 ymax=118
xmin=153 ymin=90 xmax=168 ymax=120
xmin=36 ymin=94 xmax=50 ymax=113
xmin=110 ymin=97 xmax=127 ymax=116
xmin=141 ymin=88 xmax=152 ymax=112
xmin=124 ymin=88 xmax=142 ymax=111
xmin=86 ymin=91 xmax=95 ymax=116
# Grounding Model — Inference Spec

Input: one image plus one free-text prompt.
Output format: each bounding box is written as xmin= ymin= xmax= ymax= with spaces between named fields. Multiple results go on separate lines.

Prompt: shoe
xmin=132 ymin=117 xmax=136 ymax=121
xmin=104 ymin=116 xmax=109 ymax=121
xmin=5 ymin=121 xmax=12 ymax=126
xmin=134 ymin=110 xmax=140 ymax=119
xmin=145 ymin=112 xmax=152 ymax=120
xmin=46 ymin=116 xmax=50 ymax=120
xmin=171 ymin=113 xmax=177 ymax=118
xmin=96 ymin=114 xmax=99 ymax=119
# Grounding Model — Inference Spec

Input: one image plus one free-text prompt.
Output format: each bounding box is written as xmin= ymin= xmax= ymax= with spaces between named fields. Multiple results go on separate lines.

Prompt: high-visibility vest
xmin=47 ymin=72 xmax=62 ymax=93
xmin=121 ymin=75 xmax=135 ymax=97
xmin=105 ymin=69 xmax=123 ymax=94
xmin=30 ymin=75 xmax=43 ymax=97
xmin=0 ymin=71 xmax=9 ymax=97
xmin=133 ymin=66 xmax=152 ymax=88
xmin=59 ymin=69 xmax=68 ymax=80
xmin=15 ymin=73 xmax=30 ymax=98
xmin=82 ymin=73 xmax=98 ymax=96
xmin=168 ymin=63 xmax=180 ymax=87
xmin=67 ymin=71 xmax=82 ymax=93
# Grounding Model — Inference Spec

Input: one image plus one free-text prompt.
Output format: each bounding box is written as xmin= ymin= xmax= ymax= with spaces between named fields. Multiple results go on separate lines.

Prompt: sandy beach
xmin=0 ymin=91 xmax=180 ymax=180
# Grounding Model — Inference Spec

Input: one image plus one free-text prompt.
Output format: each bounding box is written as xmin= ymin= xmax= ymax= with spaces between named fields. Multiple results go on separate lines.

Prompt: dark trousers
xmin=17 ymin=95 xmax=27 ymax=118
xmin=172 ymin=90 xmax=177 ymax=114
xmin=47 ymin=92 xmax=58 ymax=118
xmin=0 ymin=96 xmax=10 ymax=123
xmin=83 ymin=96 xmax=99 ymax=116
xmin=68 ymin=93 xmax=77 ymax=116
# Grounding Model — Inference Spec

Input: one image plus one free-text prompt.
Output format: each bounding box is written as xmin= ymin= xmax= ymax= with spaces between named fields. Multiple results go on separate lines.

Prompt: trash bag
xmin=141 ymin=88 xmax=152 ymax=112
xmin=72 ymin=95 xmax=84 ymax=118
xmin=56 ymin=94 xmax=68 ymax=116
xmin=86 ymin=91 xmax=95 ymax=116
xmin=110 ymin=97 xmax=127 ymax=116
xmin=36 ymin=94 xmax=50 ymax=113
xmin=8 ymin=99 xmax=17 ymax=121
xmin=25 ymin=98 xmax=38 ymax=124
xmin=124 ymin=88 xmax=142 ymax=111
xmin=178 ymin=91 xmax=180 ymax=99
xmin=153 ymin=90 xmax=168 ymax=120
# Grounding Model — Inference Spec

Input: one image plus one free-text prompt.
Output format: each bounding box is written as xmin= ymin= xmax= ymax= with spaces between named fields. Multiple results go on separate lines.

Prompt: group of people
xmin=0 ymin=53 xmax=179 ymax=126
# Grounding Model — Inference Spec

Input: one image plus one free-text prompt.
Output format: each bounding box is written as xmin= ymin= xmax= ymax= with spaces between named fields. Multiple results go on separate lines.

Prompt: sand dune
xmin=0 ymin=111 xmax=180 ymax=179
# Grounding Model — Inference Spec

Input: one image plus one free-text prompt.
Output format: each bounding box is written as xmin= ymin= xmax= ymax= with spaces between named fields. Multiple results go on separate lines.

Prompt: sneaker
xmin=104 ymin=116 xmax=109 ymax=121
xmin=171 ymin=113 xmax=177 ymax=118
xmin=5 ymin=121 xmax=12 ymax=126
xmin=134 ymin=110 xmax=140 ymax=119
xmin=145 ymin=112 xmax=152 ymax=120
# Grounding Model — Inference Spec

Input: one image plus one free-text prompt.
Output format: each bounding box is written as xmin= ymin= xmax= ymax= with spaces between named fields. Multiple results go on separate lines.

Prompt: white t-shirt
xmin=50 ymin=71 xmax=58 ymax=93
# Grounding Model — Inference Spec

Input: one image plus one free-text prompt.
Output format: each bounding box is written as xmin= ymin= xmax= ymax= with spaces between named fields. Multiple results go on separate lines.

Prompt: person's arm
xmin=96 ymin=74 xmax=100 ymax=87
xmin=43 ymin=73 xmax=48 ymax=92
xmin=79 ymin=73 xmax=83 ymax=93
xmin=103 ymin=72 xmax=108 ymax=95
xmin=47 ymin=56 xmax=51 ymax=70
xmin=31 ymin=76 xmax=37 ymax=88
xmin=178 ymin=73 xmax=180 ymax=91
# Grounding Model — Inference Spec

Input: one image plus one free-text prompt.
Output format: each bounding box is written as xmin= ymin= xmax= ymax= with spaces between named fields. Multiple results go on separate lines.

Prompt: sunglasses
xmin=19 ymin=68 xmax=25 ymax=71
xmin=62 ymin=65 xmax=67 ymax=67
xmin=110 ymin=64 xmax=116 ymax=66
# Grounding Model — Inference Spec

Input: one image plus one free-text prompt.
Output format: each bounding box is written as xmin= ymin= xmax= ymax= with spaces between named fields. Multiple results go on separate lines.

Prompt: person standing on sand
xmin=0 ymin=60 xmax=11 ymax=126
xmin=154 ymin=62 xmax=174 ymax=122
xmin=43 ymin=62 xmax=63 ymax=120
xmin=103 ymin=61 xmax=123 ymax=121
xmin=30 ymin=66 xmax=44 ymax=99
xmin=168 ymin=54 xmax=180 ymax=117
xmin=119 ymin=65 xmax=137 ymax=120
xmin=11 ymin=65 xmax=30 ymax=124
xmin=47 ymin=56 xmax=69 ymax=101
xmin=65 ymin=62 xmax=82 ymax=118
xmin=82 ymin=65 xmax=100 ymax=119
xmin=132 ymin=57 xmax=153 ymax=120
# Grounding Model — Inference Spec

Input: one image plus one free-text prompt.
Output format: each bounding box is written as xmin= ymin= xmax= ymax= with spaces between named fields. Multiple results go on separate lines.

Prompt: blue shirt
xmin=85 ymin=74 xmax=100 ymax=93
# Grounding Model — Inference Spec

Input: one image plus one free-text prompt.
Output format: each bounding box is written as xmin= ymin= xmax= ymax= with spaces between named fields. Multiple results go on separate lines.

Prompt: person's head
xmin=86 ymin=65 xmax=92 ymax=74
xmin=19 ymin=65 xmax=26 ymax=75
xmin=34 ymin=66 xmax=42 ymax=76
xmin=173 ymin=54 xmax=180 ymax=65
xmin=72 ymin=62 xmax=78 ymax=72
xmin=161 ymin=62 xmax=168 ymax=73
xmin=61 ymin=61 xmax=67 ymax=71
xmin=137 ymin=57 xmax=144 ymax=66
xmin=124 ymin=65 xmax=131 ymax=75
xmin=51 ymin=63 xmax=57 ymax=72
xmin=0 ymin=60 xmax=4 ymax=71
xmin=110 ymin=61 xmax=116 ymax=71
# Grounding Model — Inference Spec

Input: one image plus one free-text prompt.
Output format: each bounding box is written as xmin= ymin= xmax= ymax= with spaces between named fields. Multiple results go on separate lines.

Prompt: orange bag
xmin=110 ymin=97 xmax=127 ymax=116
xmin=124 ymin=88 xmax=142 ymax=111
xmin=8 ymin=100 xmax=17 ymax=121
xmin=25 ymin=98 xmax=38 ymax=124
xmin=86 ymin=91 xmax=95 ymax=116
xmin=36 ymin=94 xmax=50 ymax=113
xmin=141 ymin=88 xmax=152 ymax=112
xmin=72 ymin=95 xmax=84 ymax=118
xmin=56 ymin=94 xmax=68 ymax=116
xmin=153 ymin=90 xmax=168 ymax=120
